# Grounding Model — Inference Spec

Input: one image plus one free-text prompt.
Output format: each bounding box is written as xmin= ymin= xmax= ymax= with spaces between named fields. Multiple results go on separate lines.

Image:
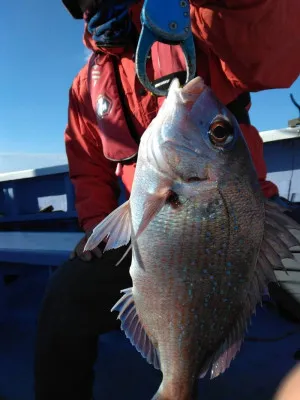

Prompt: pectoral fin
xmin=135 ymin=191 xmax=169 ymax=239
xmin=84 ymin=200 xmax=131 ymax=253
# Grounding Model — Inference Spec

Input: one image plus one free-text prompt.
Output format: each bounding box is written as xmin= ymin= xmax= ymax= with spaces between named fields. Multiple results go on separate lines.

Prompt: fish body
xmin=85 ymin=77 xmax=300 ymax=400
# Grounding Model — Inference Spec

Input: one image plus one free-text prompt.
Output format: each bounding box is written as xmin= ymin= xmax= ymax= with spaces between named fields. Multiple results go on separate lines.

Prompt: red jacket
xmin=65 ymin=1 xmax=300 ymax=232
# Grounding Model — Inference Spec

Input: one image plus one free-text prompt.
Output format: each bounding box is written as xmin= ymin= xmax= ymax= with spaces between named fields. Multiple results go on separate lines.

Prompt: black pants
xmin=34 ymin=247 xmax=132 ymax=400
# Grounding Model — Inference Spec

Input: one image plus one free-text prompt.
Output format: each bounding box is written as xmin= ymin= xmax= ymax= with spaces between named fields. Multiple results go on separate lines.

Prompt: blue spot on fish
xmin=227 ymin=262 xmax=232 ymax=268
xmin=226 ymin=270 xmax=231 ymax=275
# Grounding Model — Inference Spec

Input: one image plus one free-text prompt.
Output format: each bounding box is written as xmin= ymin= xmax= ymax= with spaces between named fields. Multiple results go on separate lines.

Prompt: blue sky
xmin=0 ymin=0 xmax=299 ymax=161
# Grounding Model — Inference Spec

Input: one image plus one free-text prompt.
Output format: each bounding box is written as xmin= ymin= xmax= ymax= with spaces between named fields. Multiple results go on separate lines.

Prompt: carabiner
xmin=135 ymin=0 xmax=196 ymax=97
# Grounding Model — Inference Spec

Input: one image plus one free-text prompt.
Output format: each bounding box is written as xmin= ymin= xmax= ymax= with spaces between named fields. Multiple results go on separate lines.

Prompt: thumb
xmin=69 ymin=235 xmax=86 ymax=260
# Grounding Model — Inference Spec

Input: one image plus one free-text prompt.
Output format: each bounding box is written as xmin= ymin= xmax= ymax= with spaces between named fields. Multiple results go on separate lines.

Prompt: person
xmin=34 ymin=1 xmax=300 ymax=399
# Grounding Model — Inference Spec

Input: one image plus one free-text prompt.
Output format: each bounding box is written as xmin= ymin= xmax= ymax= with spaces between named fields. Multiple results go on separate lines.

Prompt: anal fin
xmin=111 ymin=288 xmax=161 ymax=370
xmin=199 ymin=321 xmax=244 ymax=380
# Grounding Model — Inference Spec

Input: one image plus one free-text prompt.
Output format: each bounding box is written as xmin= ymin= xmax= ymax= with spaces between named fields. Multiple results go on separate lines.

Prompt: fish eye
xmin=208 ymin=118 xmax=234 ymax=147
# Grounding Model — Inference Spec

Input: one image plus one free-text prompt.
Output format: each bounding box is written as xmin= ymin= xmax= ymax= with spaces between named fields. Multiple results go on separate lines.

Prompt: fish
xmin=84 ymin=76 xmax=300 ymax=400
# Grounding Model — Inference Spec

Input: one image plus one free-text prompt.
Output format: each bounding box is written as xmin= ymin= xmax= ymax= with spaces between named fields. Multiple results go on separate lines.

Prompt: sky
xmin=0 ymin=1 xmax=299 ymax=173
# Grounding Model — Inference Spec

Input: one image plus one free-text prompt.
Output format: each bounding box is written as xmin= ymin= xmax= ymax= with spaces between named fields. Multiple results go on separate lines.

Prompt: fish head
xmin=131 ymin=77 xmax=264 ymax=242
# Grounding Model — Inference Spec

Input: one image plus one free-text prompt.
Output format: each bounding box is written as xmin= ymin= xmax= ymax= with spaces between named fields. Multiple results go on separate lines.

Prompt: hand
xmin=69 ymin=230 xmax=103 ymax=262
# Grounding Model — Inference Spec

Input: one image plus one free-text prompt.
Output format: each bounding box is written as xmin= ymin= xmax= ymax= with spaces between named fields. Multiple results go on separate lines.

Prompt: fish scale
xmin=85 ymin=77 xmax=300 ymax=400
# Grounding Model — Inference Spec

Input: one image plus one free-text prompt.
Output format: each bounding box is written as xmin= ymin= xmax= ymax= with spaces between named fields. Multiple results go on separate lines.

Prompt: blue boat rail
xmin=0 ymin=164 xmax=80 ymax=232
xmin=259 ymin=126 xmax=300 ymax=202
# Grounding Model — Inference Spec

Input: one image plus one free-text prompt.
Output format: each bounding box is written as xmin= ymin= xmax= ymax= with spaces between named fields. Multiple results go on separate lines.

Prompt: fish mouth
xmin=185 ymin=176 xmax=218 ymax=192
xmin=185 ymin=165 xmax=218 ymax=188
xmin=172 ymin=173 xmax=218 ymax=200
xmin=151 ymin=139 xmax=219 ymax=191
xmin=187 ymin=176 xmax=208 ymax=182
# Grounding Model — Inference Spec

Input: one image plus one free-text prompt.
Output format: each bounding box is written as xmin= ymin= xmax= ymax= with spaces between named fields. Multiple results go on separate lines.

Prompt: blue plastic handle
xmin=142 ymin=0 xmax=191 ymax=42
xmin=136 ymin=0 xmax=196 ymax=97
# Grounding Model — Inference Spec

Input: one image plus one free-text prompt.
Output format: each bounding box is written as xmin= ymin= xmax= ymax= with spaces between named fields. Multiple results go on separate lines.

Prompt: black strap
xmin=152 ymin=71 xmax=187 ymax=92
xmin=111 ymin=56 xmax=141 ymax=147
xmin=62 ymin=0 xmax=90 ymax=19
xmin=226 ymin=92 xmax=251 ymax=125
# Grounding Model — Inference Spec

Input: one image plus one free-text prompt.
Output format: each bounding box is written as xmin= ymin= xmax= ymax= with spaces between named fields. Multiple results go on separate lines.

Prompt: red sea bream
xmin=85 ymin=77 xmax=300 ymax=400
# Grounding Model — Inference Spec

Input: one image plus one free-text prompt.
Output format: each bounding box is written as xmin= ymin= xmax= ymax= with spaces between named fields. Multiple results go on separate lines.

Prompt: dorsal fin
xmin=200 ymin=200 xmax=300 ymax=379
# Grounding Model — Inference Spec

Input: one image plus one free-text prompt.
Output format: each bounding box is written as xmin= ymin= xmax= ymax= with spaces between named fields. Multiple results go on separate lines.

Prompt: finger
xmin=80 ymin=251 xmax=93 ymax=262
xmin=76 ymin=241 xmax=85 ymax=255
xmin=92 ymin=247 xmax=103 ymax=259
